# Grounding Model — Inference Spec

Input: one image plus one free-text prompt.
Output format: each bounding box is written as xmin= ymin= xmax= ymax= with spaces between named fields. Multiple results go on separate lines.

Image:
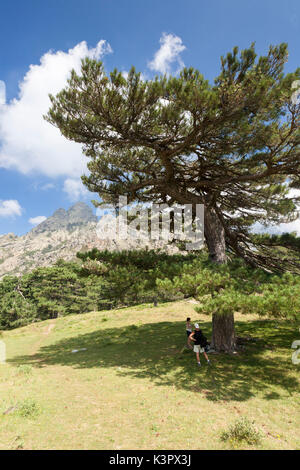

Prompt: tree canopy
xmin=45 ymin=43 xmax=300 ymax=271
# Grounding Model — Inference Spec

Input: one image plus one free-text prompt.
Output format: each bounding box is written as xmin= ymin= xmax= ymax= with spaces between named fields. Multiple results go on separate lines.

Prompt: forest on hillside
xmin=0 ymin=233 xmax=299 ymax=333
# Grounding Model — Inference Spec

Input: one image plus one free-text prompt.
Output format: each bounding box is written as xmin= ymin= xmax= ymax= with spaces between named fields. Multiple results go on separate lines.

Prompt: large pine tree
xmin=45 ymin=43 xmax=300 ymax=351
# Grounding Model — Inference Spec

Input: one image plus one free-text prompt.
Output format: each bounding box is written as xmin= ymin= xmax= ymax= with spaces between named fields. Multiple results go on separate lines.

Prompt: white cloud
xmin=252 ymin=219 xmax=300 ymax=236
xmin=251 ymin=189 xmax=300 ymax=236
xmin=0 ymin=40 xmax=112 ymax=178
xmin=29 ymin=215 xmax=47 ymax=226
xmin=0 ymin=81 xmax=5 ymax=105
xmin=287 ymin=188 xmax=300 ymax=200
xmin=0 ymin=199 xmax=22 ymax=217
xmin=63 ymin=178 xmax=89 ymax=201
xmin=148 ymin=33 xmax=186 ymax=75
xmin=40 ymin=183 xmax=55 ymax=191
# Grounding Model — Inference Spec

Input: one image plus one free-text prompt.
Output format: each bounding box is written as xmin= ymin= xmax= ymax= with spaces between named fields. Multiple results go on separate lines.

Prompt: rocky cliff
xmin=0 ymin=202 xmax=179 ymax=279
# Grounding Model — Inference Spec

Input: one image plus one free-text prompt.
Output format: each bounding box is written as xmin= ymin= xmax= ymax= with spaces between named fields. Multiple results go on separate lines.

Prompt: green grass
xmin=0 ymin=300 xmax=299 ymax=450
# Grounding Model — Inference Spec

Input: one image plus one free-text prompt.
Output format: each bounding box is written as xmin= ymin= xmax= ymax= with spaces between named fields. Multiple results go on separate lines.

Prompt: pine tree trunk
xmin=204 ymin=205 xmax=227 ymax=264
xmin=203 ymin=205 xmax=235 ymax=352
xmin=211 ymin=313 xmax=236 ymax=353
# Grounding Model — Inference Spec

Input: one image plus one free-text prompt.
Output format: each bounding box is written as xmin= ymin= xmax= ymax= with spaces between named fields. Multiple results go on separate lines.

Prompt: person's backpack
xmin=194 ymin=330 xmax=208 ymax=347
xmin=199 ymin=332 xmax=208 ymax=347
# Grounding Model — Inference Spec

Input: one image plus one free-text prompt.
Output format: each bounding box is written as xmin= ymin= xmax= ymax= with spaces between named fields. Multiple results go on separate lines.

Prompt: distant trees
xmin=0 ymin=276 xmax=37 ymax=329
xmin=252 ymin=231 xmax=300 ymax=252
xmin=0 ymin=262 xmax=89 ymax=329
xmin=0 ymin=251 xmax=195 ymax=329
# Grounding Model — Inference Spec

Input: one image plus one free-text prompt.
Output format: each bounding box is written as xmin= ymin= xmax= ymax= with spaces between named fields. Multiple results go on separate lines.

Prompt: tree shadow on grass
xmin=8 ymin=319 xmax=299 ymax=402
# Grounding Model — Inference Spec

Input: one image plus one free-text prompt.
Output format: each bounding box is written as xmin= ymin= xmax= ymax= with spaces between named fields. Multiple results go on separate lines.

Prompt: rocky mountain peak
xmin=67 ymin=202 xmax=98 ymax=225
xmin=31 ymin=202 xmax=97 ymax=234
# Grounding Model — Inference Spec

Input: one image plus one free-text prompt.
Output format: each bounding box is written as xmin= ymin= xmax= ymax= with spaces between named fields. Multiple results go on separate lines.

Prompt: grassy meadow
xmin=0 ymin=300 xmax=299 ymax=450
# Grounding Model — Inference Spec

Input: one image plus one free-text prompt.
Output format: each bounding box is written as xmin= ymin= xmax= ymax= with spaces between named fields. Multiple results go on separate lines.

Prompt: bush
xmin=221 ymin=417 xmax=263 ymax=446
xmin=16 ymin=398 xmax=41 ymax=418
xmin=16 ymin=365 xmax=33 ymax=376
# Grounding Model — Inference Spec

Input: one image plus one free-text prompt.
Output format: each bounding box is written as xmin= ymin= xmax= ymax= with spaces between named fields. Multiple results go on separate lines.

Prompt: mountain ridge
xmin=0 ymin=202 xmax=179 ymax=279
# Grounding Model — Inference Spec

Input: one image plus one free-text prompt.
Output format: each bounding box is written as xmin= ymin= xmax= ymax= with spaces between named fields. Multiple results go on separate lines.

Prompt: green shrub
xmin=221 ymin=417 xmax=263 ymax=446
xmin=16 ymin=398 xmax=41 ymax=418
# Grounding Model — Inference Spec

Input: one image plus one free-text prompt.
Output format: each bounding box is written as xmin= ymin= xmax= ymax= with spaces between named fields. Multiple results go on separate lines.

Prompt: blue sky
xmin=0 ymin=0 xmax=299 ymax=235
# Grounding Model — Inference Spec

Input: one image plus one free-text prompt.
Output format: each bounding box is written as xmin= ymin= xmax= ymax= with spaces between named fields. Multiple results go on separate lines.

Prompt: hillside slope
xmin=0 ymin=300 xmax=299 ymax=450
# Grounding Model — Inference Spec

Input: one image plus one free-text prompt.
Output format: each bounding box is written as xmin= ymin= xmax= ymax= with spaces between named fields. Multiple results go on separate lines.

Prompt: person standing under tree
xmin=185 ymin=317 xmax=193 ymax=349
xmin=189 ymin=323 xmax=211 ymax=367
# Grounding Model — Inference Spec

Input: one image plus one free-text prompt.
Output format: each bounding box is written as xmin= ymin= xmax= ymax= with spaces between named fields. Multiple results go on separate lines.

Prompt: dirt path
xmin=29 ymin=320 xmax=56 ymax=356
xmin=44 ymin=323 xmax=55 ymax=336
